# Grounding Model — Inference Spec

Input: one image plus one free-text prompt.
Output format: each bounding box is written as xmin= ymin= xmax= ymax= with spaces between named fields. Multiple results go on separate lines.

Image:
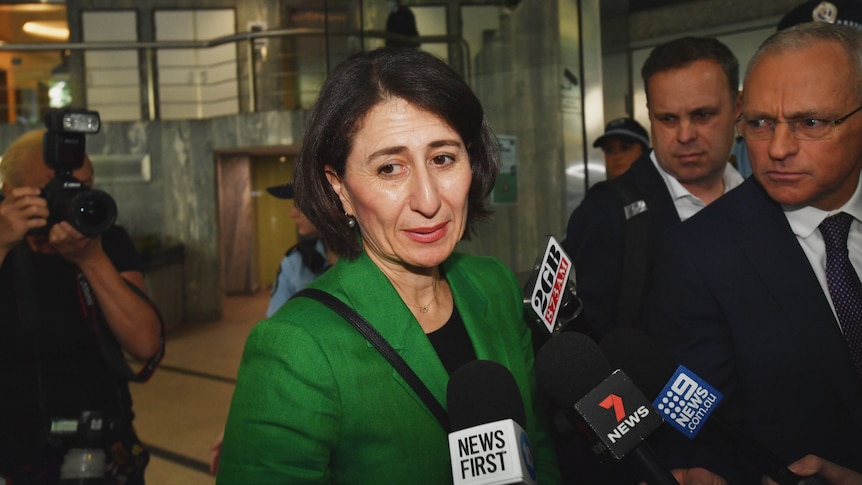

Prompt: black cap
xmin=593 ymin=117 xmax=650 ymax=149
xmin=266 ymin=183 xmax=294 ymax=199
xmin=778 ymin=1 xmax=862 ymax=31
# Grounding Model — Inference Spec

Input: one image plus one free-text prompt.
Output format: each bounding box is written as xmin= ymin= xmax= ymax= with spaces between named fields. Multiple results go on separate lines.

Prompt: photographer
xmin=0 ymin=129 xmax=164 ymax=484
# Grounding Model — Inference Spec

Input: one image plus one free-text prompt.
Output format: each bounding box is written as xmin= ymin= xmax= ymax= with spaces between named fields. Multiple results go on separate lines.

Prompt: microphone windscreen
xmin=534 ymin=332 xmax=612 ymax=408
xmin=600 ymin=328 xmax=677 ymax=398
xmin=447 ymin=360 xmax=527 ymax=431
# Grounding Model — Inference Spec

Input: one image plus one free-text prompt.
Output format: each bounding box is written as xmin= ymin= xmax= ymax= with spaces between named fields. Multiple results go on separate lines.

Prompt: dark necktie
xmin=819 ymin=212 xmax=862 ymax=379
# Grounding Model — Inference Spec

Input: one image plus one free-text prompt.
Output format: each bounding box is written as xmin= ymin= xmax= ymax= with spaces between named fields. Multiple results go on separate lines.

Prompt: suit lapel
xmin=329 ymin=253 xmax=450 ymax=416
xmin=730 ymin=181 xmax=862 ymax=425
xmin=443 ymin=257 xmax=507 ymax=365
xmin=731 ymin=182 xmax=829 ymax=328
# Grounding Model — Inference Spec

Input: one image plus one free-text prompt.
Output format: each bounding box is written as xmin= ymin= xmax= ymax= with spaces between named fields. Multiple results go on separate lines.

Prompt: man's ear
xmin=325 ymin=166 xmax=353 ymax=215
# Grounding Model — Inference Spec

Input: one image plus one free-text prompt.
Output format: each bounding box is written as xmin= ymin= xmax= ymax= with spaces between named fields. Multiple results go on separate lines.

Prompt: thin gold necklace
xmin=420 ymin=277 xmax=439 ymax=313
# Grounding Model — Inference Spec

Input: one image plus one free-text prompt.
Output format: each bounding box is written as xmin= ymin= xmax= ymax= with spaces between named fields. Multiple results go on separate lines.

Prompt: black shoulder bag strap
xmin=294 ymin=287 xmax=450 ymax=432
xmin=78 ymin=274 xmax=165 ymax=383
xmin=12 ymin=240 xmax=164 ymax=384
xmin=608 ymin=177 xmax=651 ymax=328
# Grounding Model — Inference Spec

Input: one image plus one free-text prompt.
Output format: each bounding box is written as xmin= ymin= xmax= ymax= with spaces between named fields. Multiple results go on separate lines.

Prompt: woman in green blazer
xmin=217 ymin=48 xmax=560 ymax=484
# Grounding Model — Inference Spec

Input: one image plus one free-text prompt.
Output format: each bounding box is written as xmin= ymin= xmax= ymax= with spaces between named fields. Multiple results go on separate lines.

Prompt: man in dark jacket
xmin=563 ymin=36 xmax=743 ymax=338
xmin=647 ymin=22 xmax=862 ymax=480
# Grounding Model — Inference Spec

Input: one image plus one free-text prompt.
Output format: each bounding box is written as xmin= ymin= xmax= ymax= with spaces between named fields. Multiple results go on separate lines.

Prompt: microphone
xmin=447 ymin=360 xmax=537 ymax=485
xmin=599 ymin=328 xmax=827 ymax=485
xmin=523 ymin=236 xmax=581 ymax=335
xmin=534 ymin=332 xmax=679 ymax=485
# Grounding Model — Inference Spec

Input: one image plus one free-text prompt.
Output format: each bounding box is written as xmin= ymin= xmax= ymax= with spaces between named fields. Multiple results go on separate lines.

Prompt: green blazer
xmin=217 ymin=251 xmax=561 ymax=484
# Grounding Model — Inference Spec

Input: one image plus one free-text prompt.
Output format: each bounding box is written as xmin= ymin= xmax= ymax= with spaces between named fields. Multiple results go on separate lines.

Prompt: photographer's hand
xmin=0 ymin=187 xmax=48 ymax=264
xmin=49 ymin=220 xmax=102 ymax=263
xmin=51 ymin=221 xmax=163 ymax=360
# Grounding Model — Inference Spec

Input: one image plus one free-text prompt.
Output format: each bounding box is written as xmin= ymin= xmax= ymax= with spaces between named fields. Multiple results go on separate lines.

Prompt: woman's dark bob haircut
xmin=294 ymin=48 xmax=500 ymax=260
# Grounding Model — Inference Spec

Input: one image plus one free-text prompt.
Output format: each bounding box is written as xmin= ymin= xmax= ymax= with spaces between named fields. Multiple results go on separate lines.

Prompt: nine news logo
xmin=653 ymin=365 xmax=723 ymax=438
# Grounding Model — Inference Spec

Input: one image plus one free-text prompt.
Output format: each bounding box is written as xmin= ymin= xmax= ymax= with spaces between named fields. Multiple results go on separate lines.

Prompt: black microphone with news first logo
xmin=523 ymin=236 xmax=581 ymax=336
xmin=535 ymin=332 xmax=679 ymax=485
xmin=447 ymin=360 xmax=537 ymax=485
xmin=600 ymin=328 xmax=828 ymax=485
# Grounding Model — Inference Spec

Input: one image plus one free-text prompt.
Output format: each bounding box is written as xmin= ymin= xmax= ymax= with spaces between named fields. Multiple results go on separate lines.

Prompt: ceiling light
xmin=23 ymin=21 xmax=69 ymax=41
xmin=0 ymin=4 xmax=64 ymax=13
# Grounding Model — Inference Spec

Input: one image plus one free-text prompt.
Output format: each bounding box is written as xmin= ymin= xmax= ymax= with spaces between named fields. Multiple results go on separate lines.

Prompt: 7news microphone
xmin=447 ymin=360 xmax=538 ymax=485
xmin=534 ymin=332 xmax=679 ymax=485
xmin=599 ymin=328 xmax=827 ymax=485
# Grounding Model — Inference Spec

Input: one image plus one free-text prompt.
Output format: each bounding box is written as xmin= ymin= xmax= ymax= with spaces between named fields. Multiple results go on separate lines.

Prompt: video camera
xmin=49 ymin=410 xmax=121 ymax=484
xmin=39 ymin=108 xmax=117 ymax=237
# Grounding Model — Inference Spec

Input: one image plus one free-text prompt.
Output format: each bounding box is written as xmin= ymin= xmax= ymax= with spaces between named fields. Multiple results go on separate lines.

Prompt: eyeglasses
xmin=736 ymin=105 xmax=862 ymax=141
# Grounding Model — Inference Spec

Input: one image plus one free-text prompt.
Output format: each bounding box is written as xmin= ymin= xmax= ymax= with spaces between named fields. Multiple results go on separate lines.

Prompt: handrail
xmin=0 ymin=28 xmax=463 ymax=52
xmin=0 ymin=28 xmax=472 ymax=122
xmin=0 ymin=28 xmax=471 ymax=82
xmin=0 ymin=28 xmax=337 ymax=51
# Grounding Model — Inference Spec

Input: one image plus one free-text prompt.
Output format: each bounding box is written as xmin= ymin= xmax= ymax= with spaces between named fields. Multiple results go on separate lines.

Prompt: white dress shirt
xmin=784 ymin=177 xmax=862 ymax=325
xmin=650 ymin=150 xmax=744 ymax=222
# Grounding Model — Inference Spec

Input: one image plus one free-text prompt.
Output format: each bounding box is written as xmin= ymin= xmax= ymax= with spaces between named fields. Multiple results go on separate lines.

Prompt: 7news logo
xmin=599 ymin=393 xmax=651 ymax=444
xmin=574 ymin=370 xmax=664 ymax=460
xmin=653 ymin=366 xmax=723 ymax=438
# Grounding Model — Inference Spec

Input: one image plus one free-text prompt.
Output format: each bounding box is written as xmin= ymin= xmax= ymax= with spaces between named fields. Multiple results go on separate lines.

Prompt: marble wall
xmin=465 ymin=1 xmax=574 ymax=278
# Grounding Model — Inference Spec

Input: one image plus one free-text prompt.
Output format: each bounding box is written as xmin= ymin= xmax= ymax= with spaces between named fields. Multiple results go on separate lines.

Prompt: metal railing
xmin=0 ymin=28 xmax=471 ymax=124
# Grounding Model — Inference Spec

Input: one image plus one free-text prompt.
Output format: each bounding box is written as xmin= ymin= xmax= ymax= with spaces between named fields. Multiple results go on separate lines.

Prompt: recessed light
xmin=23 ymin=20 xmax=69 ymax=41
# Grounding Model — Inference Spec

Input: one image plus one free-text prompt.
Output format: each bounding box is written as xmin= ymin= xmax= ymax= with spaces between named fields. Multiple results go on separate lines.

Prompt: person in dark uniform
xmin=778 ymin=0 xmax=862 ymax=31
xmin=593 ymin=117 xmax=650 ymax=180
xmin=385 ymin=0 xmax=420 ymax=49
xmin=264 ymin=183 xmax=337 ymax=318
xmin=209 ymin=182 xmax=336 ymax=475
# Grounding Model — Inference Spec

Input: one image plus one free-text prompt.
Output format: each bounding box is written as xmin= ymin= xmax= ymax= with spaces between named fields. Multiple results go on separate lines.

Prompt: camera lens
xmin=79 ymin=198 xmax=107 ymax=225
xmin=69 ymin=190 xmax=117 ymax=237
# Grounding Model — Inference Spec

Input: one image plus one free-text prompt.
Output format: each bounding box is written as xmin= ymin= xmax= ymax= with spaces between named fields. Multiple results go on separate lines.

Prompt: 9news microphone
xmin=534 ymin=332 xmax=679 ymax=485
xmin=599 ymin=328 xmax=827 ymax=485
xmin=447 ymin=360 xmax=537 ymax=485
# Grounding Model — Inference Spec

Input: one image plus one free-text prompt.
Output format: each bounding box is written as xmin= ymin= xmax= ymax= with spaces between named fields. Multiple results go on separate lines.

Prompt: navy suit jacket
xmin=563 ymin=152 xmax=680 ymax=337
xmin=648 ymin=177 xmax=862 ymax=477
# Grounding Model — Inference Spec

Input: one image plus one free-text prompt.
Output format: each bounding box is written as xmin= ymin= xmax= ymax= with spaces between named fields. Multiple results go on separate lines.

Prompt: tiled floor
xmin=130 ymin=291 xmax=268 ymax=484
